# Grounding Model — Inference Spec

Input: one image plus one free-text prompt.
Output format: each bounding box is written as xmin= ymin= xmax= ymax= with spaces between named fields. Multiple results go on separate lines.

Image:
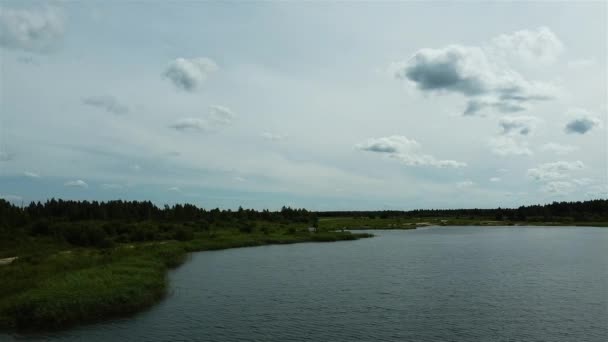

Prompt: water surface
xmin=9 ymin=226 xmax=608 ymax=341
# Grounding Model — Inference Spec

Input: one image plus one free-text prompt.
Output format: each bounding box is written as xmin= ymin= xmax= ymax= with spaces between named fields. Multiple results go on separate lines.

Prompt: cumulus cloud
xmin=163 ymin=57 xmax=218 ymax=91
xmin=170 ymin=105 xmax=235 ymax=132
xmin=488 ymin=136 xmax=532 ymax=156
xmin=356 ymin=135 xmax=466 ymax=168
xmin=527 ymin=160 xmax=584 ymax=181
xmin=393 ymin=29 xmax=560 ymax=116
xmin=261 ymin=132 xmax=287 ymax=141
xmin=490 ymin=177 xmax=501 ymax=182
xmin=82 ymin=95 xmax=129 ymax=115
xmin=64 ymin=179 xmax=88 ymax=188
xmin=490 ymin=27 xmax=564 ymax=64
xmin=0 ymin=6 xmax=65 ymax=53
xmin=168 ymin=186 xmax=181 ymax=192
xmin=24 ymin=171 xmax=40 ymax=178
xmin=498 ymin=115 xmax=540 ymax=135
xmin=356 ymin=135 xmax=420 ymax=153
xmin=540 ymin=142 xmax=577 ymax=155
xmin=565 ymin=116 xmax=601 ymax=134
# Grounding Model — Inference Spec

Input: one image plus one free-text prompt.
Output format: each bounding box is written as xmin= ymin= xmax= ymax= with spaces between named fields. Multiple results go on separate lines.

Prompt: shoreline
xmin=0 ymin=230 xmax=373 ymax=332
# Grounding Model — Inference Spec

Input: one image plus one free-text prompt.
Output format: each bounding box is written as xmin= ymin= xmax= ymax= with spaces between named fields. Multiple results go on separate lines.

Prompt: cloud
xmin=170 ymin=105 xmax=234 ymax=132
xmin=24 ymin=171 xmax=40 ymax=178
xmin=163 ymin=57 xmax=218 ymax=91
xmin=234 ymin=176 xmax=246 ymax=182
xmin=261 ymin=132 xmax=287 ymax=141
xmin=0 ymin=151 xmax=14 ymax=161
xmin=564 ymin=116 xmax=601 ymax=134
xmin=168 ymin=186 xmax=181 ymax=192
xmin=0 ymin=194 xmax=22 ymax=203
xmin=82 ymin=95 xmax=129 ymax=115
xmin=527 ymin=160 xmax=584 ymax=181
xmin=490 ymin=177 xmax=501 ymax=182
xmin=393 ymin=33 xmax=558 ymax=115
xmin=456 ymin=180 xmax=474 ymax=188
xmin=208 ymin=105 xmax=235 ymax=125
xmin=356 ymin=135 xmax=420 ymax=153
xmin=490 ymin=27 xmax=564 ymax=64
xmin=356 ymin=135 xmax=466 ymax=168
xmin=542 ymin=181 xmax=574 ymax=194
xmin=0 ymin=6 xmax=65 ymax=53
xmin=169 ymin=118 xmax=209 ymax=131
xmin=498 ymin=115 xmax=540 ymax=135
xmin=540 ymin=142 xmax=577 ymax=155
xmin=488 ymin=136 xmax=532 ymax=156
xmin=64 ymin=179 xmax=88 ymax=188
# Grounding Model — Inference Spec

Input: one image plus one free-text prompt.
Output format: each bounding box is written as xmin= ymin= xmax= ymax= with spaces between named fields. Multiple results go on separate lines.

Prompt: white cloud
xmin=498 ymin=116 xmax=540 ymax=135
xmin=490 ymin=177 xmax=501 ymax=182
xmin=163 ymin=57 xmax=218 ymax=91
xmin=24 ymin=171 xmax=40 ymax=178
xmin=0 ymin=6 xmax=65 ymax=53
xmin=170 ymin=105 xmax=235 ymax=132
xmin=393 ymin=41 xmax=558 ymax=116
xmin=527 ymin=160 xmax=584 ymax=181
xmin=64 ymin=179 xmax=88 ymax=188
xmin=356 ymin=135 xmax=420 ymax=153
xmin=456 ymin=180 xmax=474 ymax=188
xmin=540 ymin=143 xmax=577 ymax=155
xmin=261 ymin=132 xmax=287 ymax=141
xmin=234 ymin=176 xmax=246 ymax=182
xmin=356 ymin=135 xmax=466 ymax=168
xmin=208 ymin=105 xmax=235 ymax=125
xmin=83 ymin=95 xmax=129 ymax=115
xmin=490 ymin=27 xmax=564 ymax=64
xmin=168 ymin=186 xmax=181 ymax=192
xmin=488 ymin=136 xmax=532 ymax=156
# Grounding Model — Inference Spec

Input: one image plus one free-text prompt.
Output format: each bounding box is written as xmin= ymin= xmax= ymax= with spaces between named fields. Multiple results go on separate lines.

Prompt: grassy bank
xmin=319 ymin=217 xmax=608 ymax=230
xmin=0 ymin=229 xmax=372 ymax=331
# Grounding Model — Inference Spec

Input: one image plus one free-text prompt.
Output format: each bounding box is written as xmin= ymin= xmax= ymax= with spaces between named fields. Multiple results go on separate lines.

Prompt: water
xmin=7 ymin=227 xmax=608 ymax=341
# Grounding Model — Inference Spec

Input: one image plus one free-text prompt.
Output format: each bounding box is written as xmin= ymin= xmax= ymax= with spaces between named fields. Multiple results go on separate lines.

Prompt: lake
xmin=8 ymin=226 xmax=608 ymax=341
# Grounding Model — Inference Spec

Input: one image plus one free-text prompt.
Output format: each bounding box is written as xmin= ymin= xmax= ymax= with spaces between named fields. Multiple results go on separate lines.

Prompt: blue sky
xmin=0 ymin=1 xmax=606 ymax=210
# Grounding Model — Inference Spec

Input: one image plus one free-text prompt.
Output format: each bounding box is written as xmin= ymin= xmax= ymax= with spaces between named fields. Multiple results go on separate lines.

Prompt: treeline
xmin=317 ymin=199 xmax=608 ymax=222
xmin=0 ymin=199 xmax=315 ymax=226
xmin=0 ymin=199 xmax=317 ymax=248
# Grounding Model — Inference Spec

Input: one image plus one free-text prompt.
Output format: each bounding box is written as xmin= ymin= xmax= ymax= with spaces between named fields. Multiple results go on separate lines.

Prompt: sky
xmin=0 ymin=1 xmax=606 ymax=210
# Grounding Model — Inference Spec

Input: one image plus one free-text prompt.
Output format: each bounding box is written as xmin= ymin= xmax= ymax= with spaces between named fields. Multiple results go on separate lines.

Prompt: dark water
xmin=7 ymin=227 xmax=608 ymax=342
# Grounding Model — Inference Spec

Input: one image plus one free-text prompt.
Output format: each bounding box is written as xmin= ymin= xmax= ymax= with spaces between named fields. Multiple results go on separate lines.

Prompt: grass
xmin=318 ymin=216 xmax=608 ymax=230
xmin=0 ymin=228 xmax=372 ymax=331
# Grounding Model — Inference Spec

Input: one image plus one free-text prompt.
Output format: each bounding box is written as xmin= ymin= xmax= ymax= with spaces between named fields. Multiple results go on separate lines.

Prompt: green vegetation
xmin=318 ymin=199 xmax=608 ymax=229
xmin=1 ymin=198 xmax=606 ymax=331
xmin=0 ymin=199 xmax=371 ymax=331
